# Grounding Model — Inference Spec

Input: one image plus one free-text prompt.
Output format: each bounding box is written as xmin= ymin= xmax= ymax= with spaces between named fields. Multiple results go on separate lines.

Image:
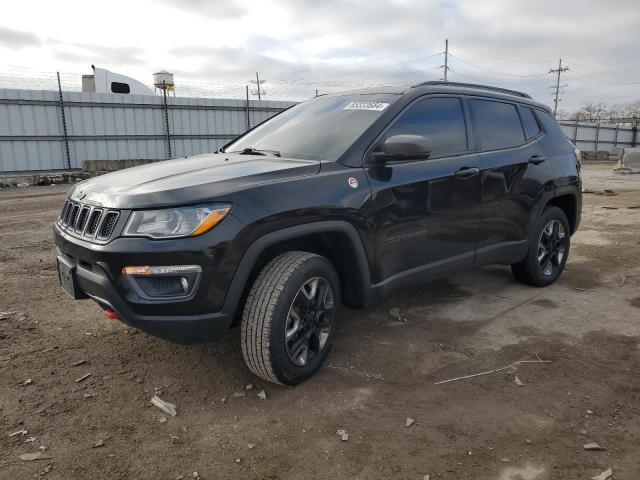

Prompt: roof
xmin=325 ymin=81 xmax=549 ymax=111
xmin=412 ymin=81 xmax=531 ymax=98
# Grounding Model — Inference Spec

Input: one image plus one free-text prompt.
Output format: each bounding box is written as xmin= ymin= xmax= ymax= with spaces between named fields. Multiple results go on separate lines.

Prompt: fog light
xmin=121 ymin=265 xmax=202 ymax=299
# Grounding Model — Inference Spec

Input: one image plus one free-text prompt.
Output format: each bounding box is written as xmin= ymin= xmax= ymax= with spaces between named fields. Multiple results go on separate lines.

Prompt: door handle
xmin=528 ymin=155 xmax=546 ymax=165
xmin=453 ymin=167 xmax=480 ymax=179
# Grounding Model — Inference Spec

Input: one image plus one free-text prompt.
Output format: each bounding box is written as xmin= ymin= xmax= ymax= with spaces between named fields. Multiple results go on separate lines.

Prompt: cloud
xmin=0 ymin=26 xmax=41 ymax=49
xmin=249 ymin=0 xmax=640 ymax=107
xmin=170 ymin=45 xmax=296 ymax=81
xmin=156 ymin=0 xmax=247 ymax=17
xmin=2 ymin=0 xmax=640 ymax=108
xmin=52 ymin=43 xmax=146 ymax=67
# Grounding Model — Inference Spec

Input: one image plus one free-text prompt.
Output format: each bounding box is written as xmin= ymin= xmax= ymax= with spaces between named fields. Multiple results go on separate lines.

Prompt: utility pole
xmin=549 ymin=58 xmax=569 ymax=117
xmin=250 ymin=72 xmax=266 ymax=100
xmin=443 ymin=38 xmax=449 ymax=81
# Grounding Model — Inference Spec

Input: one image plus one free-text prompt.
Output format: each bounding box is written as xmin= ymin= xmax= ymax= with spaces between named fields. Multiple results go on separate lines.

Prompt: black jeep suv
xmin=54 ymin=82 xmax=581 ymax=385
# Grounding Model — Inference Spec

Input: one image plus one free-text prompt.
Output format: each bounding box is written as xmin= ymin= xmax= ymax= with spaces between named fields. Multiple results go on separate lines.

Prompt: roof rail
xmin=412 ymin=81 xmax=532 ymax=99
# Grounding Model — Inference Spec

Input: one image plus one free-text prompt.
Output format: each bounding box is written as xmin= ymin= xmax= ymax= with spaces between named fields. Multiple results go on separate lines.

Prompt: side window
xmin=381 ymin=97 xmax=467 ymax=158
xmin=471 ymin=99 xmax=526 ymax=150
xmin=111 ymin=82 xmax=130 ymax=94
xmin=520 ymin=107 xmax=541 ymax=139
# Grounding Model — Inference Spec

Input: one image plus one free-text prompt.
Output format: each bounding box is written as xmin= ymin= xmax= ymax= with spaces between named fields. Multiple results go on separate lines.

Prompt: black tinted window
xmin=111 ymin=82 xmax=130 ymax=94
xmin=535 ymin=110 xmax=574 ymax=155
xmin=382 ymin=97 xmax=467 ymax=157
xmin=225 ymin=94 xmax=399 ymax=161
xmin=521 ymin=107 xmax=541 ymax=139
xmin=471 ymin=99 xmax=525 ymax=150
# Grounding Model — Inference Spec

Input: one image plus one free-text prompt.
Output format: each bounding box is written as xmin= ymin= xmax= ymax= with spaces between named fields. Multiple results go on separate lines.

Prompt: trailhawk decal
xmin=343 ymin=102 xmax=390 ymax=112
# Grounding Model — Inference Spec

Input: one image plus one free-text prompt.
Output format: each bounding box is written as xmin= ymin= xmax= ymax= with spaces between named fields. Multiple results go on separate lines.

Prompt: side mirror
xmin=368 ymin=134 xmax=431 ymax=165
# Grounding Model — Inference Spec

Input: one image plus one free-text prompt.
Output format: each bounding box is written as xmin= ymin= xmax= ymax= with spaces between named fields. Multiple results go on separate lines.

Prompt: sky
xmin=1 ymin=0 xmax=639 ymax=111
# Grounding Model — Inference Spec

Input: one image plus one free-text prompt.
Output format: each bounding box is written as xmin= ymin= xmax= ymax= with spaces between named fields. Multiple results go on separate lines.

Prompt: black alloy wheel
xmin=284 ymin=277 xmax=335 ymax=367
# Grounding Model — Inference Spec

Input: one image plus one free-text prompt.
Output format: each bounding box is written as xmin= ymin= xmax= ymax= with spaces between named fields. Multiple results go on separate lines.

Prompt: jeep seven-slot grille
xmin=98 ymin=212 xmax=119 ymax=239
xmin=85 ymin=209 xmax=103 ymax=236
xmin=57 ymin=200 xmax=120 ymax=241
xmin=75 ymin=206 xmax=90 ymax=233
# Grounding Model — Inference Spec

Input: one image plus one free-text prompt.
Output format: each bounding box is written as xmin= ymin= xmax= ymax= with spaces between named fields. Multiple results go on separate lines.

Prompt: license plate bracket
xmin=57 ymin=257 xmax=84 ymax=299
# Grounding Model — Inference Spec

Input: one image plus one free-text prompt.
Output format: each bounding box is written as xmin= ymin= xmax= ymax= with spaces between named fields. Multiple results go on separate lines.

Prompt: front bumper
xmin=53 ymin=215 xmax=245 ymax=344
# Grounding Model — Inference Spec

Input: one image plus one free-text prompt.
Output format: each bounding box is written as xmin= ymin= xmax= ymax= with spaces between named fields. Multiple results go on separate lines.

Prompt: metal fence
xmin=0 ymin=88 xmax=293 ymax=172
xmin=4 ymin=85 xmax=638 ymax=173
xmin=558 ymin=120 xmax=638 ymax=152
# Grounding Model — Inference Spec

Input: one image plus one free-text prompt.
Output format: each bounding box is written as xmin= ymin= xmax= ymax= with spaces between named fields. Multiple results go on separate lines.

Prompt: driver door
xmin=365 ymin=96 xmax=482 ymax=286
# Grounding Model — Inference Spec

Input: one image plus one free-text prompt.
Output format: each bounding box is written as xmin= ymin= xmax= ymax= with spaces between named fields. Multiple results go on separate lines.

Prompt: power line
xmin=448 ymin=53 xmax=548 ymax=78
xmin=565 ymin=71 xmax=640 ymax=86
xmin=279 ymin=52 xmax=443 ymax=83
xmin=447 ymin=41 xmax=553 ymax=64
xmin=268 ymin=41 xmax=443 ymax=78
xmin=4 ymin=39 xmax=640 ymax=105
xmin=274 ymin=63 xmax=443 ymax=87
xmin=447 ymin=67 xmax=550 ymax=87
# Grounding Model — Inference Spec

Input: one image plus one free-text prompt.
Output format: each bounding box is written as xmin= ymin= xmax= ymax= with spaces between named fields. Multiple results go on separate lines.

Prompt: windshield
xmin=225 ymin=94 xmax=399 ymax=161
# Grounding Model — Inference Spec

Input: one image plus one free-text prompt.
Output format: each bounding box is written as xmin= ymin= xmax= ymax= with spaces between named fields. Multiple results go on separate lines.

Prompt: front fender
xmin=221 ymin=220 xmax=373 ymax=310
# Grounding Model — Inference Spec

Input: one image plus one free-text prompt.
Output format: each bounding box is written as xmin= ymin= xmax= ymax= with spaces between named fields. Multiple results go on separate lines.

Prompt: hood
xmin=69 ymin=153 xmax=321 ymax=209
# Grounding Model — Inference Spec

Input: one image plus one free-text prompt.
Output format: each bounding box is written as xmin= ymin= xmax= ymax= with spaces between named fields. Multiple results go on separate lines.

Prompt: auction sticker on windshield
xmin=343 ymin=102 xmax=390 ymax=111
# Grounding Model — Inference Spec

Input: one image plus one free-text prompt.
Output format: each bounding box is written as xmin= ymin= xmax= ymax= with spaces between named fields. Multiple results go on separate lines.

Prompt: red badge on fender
xmin=348 ymin=177 xmax=358 ymax=189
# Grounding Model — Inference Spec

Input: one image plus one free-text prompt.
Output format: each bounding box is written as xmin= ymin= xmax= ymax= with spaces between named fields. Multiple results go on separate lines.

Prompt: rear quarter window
xmin=534 ymin=109 xmax=574 ymax=155
xmin=520 ymin=107 xmax=541 ymax=139
xmin=471 ymin=99 xmax=526 ymax=151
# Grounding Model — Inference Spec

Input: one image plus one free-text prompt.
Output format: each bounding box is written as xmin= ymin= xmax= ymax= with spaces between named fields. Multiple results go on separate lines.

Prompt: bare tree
xmin=575 ymin=101 xmax=610 ymax=121
xmin=620 ymin=100 xmax=640 ymax=118
xmin=605 ymin=104 xmax=625 ymax=120
xmin=563 ymin=100 xmax=640 ymax=123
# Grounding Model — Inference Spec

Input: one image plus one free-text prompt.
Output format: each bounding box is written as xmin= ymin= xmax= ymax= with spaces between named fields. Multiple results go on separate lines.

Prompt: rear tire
xmin=241 ymin=251 xmax=340 ymax=386
xmin=511 ymin=206 xmax=570 ymax=287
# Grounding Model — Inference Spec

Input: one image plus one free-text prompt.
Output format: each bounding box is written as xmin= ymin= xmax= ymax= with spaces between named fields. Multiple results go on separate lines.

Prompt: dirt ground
xmin=1 ymin=164 xmax=639 ymax=480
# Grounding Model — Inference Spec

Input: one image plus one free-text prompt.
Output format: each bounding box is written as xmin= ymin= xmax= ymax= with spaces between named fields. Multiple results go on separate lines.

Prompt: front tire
xmin=511 ymin=206 xmax=571 ymax=287
xmin=241 ymin=251 xmax=340 ymax=386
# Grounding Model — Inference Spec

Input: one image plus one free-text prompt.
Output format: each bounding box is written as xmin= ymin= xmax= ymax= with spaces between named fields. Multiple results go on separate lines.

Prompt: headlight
xmin=123 ymin=204 xmax=231 ymax=239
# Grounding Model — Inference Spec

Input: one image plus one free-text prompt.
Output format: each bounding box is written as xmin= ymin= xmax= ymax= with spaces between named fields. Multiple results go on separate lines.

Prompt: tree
xmin=574 ymin=101 xmax=609 ymax=122
xmin=620 ymin=100 xmax=640 ymax=118
xmin=605 ymin=104 xmax=625 ymax=120
xmin=565 ymin=100 xmax=640 ymax=123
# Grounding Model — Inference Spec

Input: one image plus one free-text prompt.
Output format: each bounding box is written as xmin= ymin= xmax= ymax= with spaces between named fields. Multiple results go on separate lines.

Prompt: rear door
xmin=470 ymin=98 xmax=555 ymax=263
xmin=365 ymin=96 xmax=482 ymax=286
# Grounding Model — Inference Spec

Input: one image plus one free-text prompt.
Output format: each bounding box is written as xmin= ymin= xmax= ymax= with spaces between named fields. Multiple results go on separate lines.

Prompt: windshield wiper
xmin=231 ymin=147 xmax=281 ymax=157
